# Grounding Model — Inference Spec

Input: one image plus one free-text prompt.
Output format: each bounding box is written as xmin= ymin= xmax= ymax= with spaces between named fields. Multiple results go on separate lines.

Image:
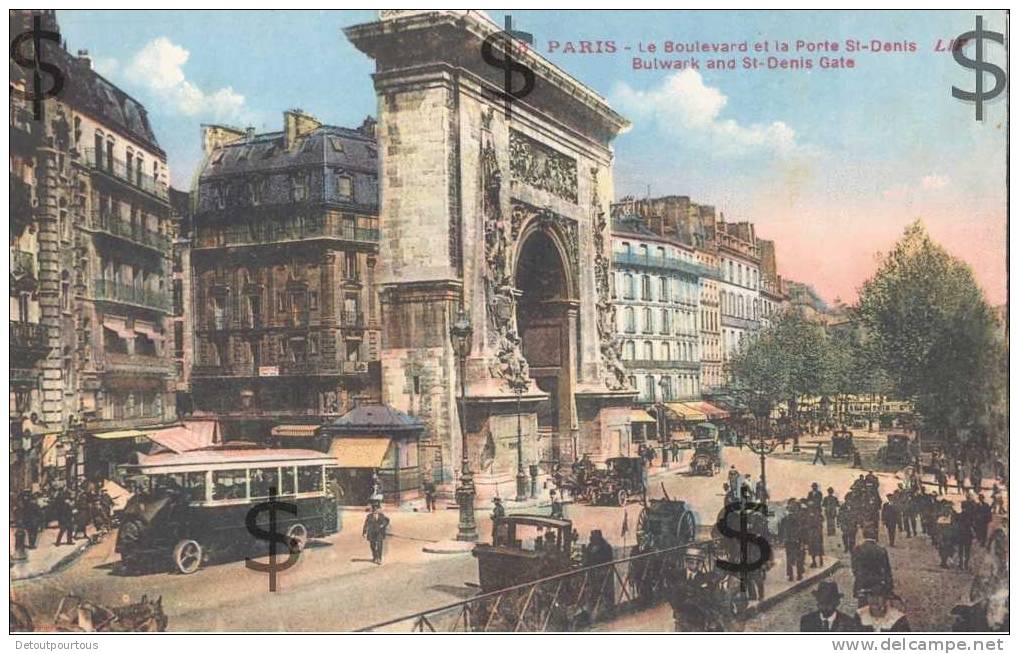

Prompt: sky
xmin=55 ymin=9 xmax=1007 ymax=306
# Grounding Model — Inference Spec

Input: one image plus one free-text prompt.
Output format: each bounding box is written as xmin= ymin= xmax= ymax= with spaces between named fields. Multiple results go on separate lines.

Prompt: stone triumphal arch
xmin=346 ymin=10 xmax=634 ymax=494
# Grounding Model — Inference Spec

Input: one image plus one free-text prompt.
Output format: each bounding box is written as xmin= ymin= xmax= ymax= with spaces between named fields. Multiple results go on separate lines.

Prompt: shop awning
xmin=686 ymin=401 xmax=729 ymax=420
xmin=144 ymin=425 xmax=216 ymax=454
xmin=629 ymin=409 xmax=657 ymax=424
xmin=327 ymin=437 xmax=392 ymax=468
xmin=92 ymin=429 xmax=146 ymax=440
xmin=271 ymin=424 xmax=321 ymax=438
xmin=663 ymin=403 xmax=707 ymax=422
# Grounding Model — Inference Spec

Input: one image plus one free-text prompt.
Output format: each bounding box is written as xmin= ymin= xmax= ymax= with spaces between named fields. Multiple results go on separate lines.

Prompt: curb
xmin=743 ymin=559 xmax=843 ymax=618
xmin=10 ymin=538 xmax=92 ymax=582
xmin=422 ymin=540 xmax=477 ymax=555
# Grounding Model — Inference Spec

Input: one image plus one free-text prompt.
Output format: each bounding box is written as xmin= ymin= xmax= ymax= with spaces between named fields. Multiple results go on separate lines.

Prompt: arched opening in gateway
xmin=515 ymin=230 xmax=575 ymax=463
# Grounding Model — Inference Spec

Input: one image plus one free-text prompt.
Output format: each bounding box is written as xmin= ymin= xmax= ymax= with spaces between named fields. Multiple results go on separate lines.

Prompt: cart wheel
xmin=172 ymin=539 xmax=203 ymax=574
xmin=286 ymin=523 xmax=308 ymax=552
xmin=617 ymin=490 xmax=628 ymax=507
xmin=677 ymin=511 xmax=697 ymax=544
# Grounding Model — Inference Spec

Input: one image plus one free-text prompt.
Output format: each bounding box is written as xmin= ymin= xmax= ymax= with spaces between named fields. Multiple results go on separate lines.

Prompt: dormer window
xmin=328 ymin=137 xmax=345 ymax=153
xmin=337 ymin=175 xmax=353 ymax=201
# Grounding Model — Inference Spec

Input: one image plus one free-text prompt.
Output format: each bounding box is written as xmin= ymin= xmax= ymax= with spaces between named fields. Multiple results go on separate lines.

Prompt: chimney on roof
xmin=284 ymin=109 xmax=322 ymax=151
xmin=201 ymin=124 xmax=246 ymax=155
xmin=359 ymin=116 xmax=377 ymax=138
xmin=77 ymin=49 xmax=91 ymax=69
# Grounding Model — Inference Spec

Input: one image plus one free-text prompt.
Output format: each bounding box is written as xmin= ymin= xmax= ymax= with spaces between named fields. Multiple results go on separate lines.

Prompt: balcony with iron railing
xmin=82 ymin=148 xmax=169 ymax=201
xmin=93 ymin=279 xmax=172 ymax=313
xmin=194 ymin=214 xmax=379 ymax=249
xmin=613 ymin=252 xmax=715 ymax=279
xmin=101 ymin=351 xmax=176 ymax=376
xmin=88 ymin=209 xmax=171 ymax=253
xmin=10 ymin=321 xmax=48 ymax=355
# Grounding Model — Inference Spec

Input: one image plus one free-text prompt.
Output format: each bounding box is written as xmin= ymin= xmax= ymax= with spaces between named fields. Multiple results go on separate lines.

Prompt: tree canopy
xmin=856 ymin=221 xmax=1003 ymax=442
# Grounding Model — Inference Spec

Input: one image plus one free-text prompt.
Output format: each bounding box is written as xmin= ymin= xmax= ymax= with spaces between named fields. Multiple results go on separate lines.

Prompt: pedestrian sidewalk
xmin=593 ymin=545 xmax=842 ymax=631
xmin=9 ymin=526 xmax=99 ymax=581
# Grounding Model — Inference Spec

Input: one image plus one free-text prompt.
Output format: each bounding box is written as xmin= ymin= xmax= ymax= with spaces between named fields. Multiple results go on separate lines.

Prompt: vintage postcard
xmin=8 ymin=6 xmax=1009 ymax=642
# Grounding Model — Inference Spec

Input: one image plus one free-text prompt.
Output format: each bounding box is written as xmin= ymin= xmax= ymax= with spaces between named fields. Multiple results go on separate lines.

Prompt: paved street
xmin=11 ymin=434 xmax=998 ymax=631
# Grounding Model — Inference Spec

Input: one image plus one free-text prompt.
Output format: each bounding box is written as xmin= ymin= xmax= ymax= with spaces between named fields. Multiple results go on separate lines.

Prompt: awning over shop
xmin=91 ymin=429 xmax=146 ymax=440
xmin=685 ymin=401 xmax=729 ymax=420
xmin=144 ymin=425 xmax=217 ymax=454
xmin=663 ymin=403 xmax=707 ymax=422
xmin=327 ymin=437 xmax=392 ymax=468
xmin=629 ymin=409 xmax=657 ymax=424
xmin=271 ymin=424 xmax=321 ymax=438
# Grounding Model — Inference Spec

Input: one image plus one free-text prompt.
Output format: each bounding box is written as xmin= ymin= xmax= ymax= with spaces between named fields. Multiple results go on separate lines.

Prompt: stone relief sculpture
xmin=481 ymin=116 xmax=530 ymax=389
xmin=508 ymin=129 xmax=578 ymax=203
xmin=590 ymin=167 xmax=628 ymax=390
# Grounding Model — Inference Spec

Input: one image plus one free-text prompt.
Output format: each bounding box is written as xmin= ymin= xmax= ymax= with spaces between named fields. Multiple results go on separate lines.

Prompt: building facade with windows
xmin=190 ymin=110 xmax=381 ymax=438
xmin=716 ymin=220 xmax=762 ymax=362
xmin=10 ymin=9 xmax=178 ymax=489
xmin=757 ymin=238 xmax=789 ymax=328
xmin=610 ymin=216 xmax=702 ymax=404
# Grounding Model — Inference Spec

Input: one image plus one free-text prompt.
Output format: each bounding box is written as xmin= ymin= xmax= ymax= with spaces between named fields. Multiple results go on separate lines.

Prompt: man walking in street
xmin=974 ymin=494 xmax=992 ymax=547
xmin=822 ymin=487 xmax=840 ymax=537
xmin=362 ymin=503 xmax=390 ymax=565
xmin=550 ymin=489 xmax=564 ymax=519
xmin=812 ymin=442 xmax=826 ymax=466
xmin=779 ymin=499 xmax=805 ymax=582
xmin=956 ymin=497 xmax=976 ymax=570
xmin=881 ymin=494 xmax=899 ymax=547
xmin=851 ymin=528 xmax=893 ymax=602
xmin=422 ymin=479 xmax=436 ymax=512
xmin=53 ymin=491 xmax=74 ymax=546
xmin=936 ymin=466 xmax=949 ymax=496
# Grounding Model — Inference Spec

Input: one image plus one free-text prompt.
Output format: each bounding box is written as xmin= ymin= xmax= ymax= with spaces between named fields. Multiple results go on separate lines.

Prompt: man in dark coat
xmin=779 ymin=499 xmax=805 ymax=582
xmin=970 ymin=463 xmax=983 ymax=495
xmin=855 ymin=592 xmax=910 ymax=632
xmin=812 ymin=442 xmax=826 ymax=466
xmin=807 ymin=482 xmax=823 ymax=505
xmin=936 ymin=466 xmax=949 ymax=496
xmin=822 ymin=487 xmax=839 ymax=536
xmin=53 ymin=491 xmax=74 ymax=546
xmin=800 ymin=581 xmax=855 ymax=632
xmin=16 ymin=490 xmax=41 ymax=549
xmin=956 ymin=498 xmax=976 ymax=570
xmin=362 ymin=504 xmax=390 ymax=565
xmin=839 ymin=496 xmax=858 ymax=552
xmin=881 ymin=494 xmax=900 ymax=547
xmin=851 ymin=528 xmax=893 ymax=600
xmin=974 ymin=494 xmax=993 ymax=547
xmin=422 ymin=479 xmax=436 ymax=512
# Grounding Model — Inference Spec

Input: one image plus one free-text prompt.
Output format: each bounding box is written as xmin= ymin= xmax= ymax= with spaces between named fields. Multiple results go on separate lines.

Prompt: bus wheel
xmin=286 ymin=523 xmax=308 ymax=552
xmin=617 ymin=490 xmax=628 ymax=507
xmin=172 ymin=539 xmax=203 ymax=574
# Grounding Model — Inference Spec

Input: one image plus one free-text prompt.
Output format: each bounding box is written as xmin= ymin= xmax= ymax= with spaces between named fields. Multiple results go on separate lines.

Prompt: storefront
xmin=319 ymin=403 xmax=424 ymax=506
xmin=628 ymin=408 xmax=657 ymax=444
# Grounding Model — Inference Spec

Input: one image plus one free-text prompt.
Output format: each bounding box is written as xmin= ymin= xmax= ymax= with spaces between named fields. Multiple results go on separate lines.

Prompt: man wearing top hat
xmin=800 ymin=581 xmax=855 ymax=632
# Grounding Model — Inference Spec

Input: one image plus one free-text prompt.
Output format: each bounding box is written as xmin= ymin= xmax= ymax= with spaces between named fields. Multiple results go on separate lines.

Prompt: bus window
xmin=212 ymin=469 xmax=248 ymax=501
xmin=153 ymin=473 xmax=185 ymax=494
xmin=186 ymin=471 xmax=207 ymax=502
xmin=250 ymin=467 xmax=280 ymax=498
xmin=297 ymin=465 xmax=322 ymax=493
xmin=281 ymin=467 xmax=296 ymax=495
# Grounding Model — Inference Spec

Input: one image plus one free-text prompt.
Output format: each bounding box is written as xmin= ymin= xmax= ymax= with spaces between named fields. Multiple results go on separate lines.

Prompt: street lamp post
xmin=513 ymin=379 xmax=528 ymax=502
xmin=744 ymin=411 xmax=779 ymax=501
xmin=451 ymin=309 xmax=478 ymax=542
xmin=659 ymin=377 xmax=670 ymax=468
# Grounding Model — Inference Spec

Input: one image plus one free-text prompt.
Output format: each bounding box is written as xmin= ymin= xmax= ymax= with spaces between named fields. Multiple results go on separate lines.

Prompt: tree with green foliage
xmin=856 ymin=221 xmax=1003 ymax=452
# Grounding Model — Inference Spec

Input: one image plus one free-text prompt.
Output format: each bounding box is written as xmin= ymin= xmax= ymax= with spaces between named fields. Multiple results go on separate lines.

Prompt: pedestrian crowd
xmin=11 ymin=481 xmax=115 ymax=558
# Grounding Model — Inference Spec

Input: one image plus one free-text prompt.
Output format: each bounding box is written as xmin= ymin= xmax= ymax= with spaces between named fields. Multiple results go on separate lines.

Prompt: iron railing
xmin=613 ymin=252 xmax=713 ymax=279
xmin=357 ymin=537 xmax=724 ymax=632
xmin=83 ymin=148 xmax=169 ymax=200
xmin=94 ymin=279 xmax=172 ymax=313
xmin=10 ymin=321 xmax=47 ymax=352
xmin=88 ymin=209 xmax=171 ymax=252
xmin=194 ymin=216 xmax=379 ymax=249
